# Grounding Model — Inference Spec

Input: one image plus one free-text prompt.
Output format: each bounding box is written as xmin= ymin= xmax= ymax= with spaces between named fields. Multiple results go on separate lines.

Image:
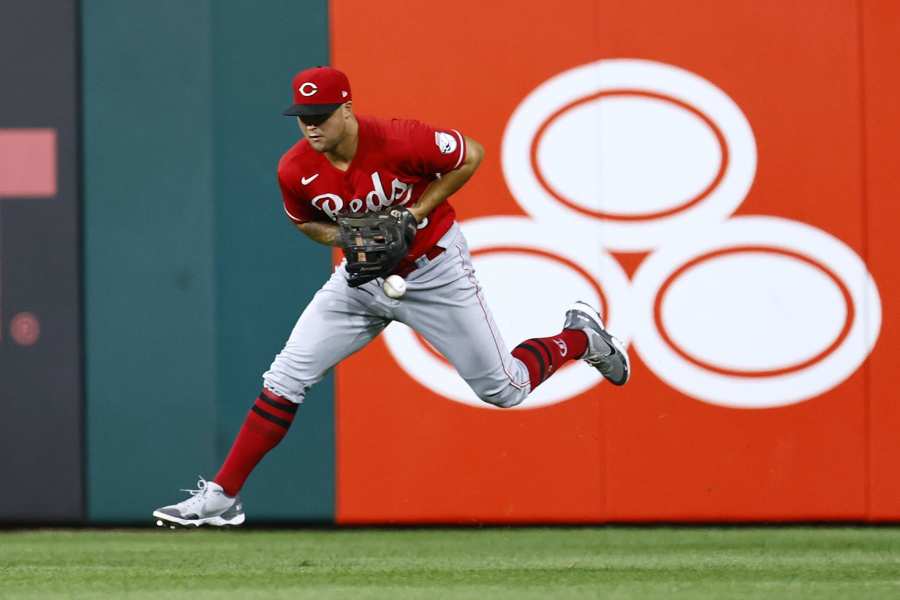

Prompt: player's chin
xmin=307 ymin=136 xmax=326 ymax=150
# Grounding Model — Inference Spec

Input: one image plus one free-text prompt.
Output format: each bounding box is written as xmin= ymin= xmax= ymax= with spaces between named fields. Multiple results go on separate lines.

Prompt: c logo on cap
xmin=299 ymin=82 xmax=318 ymax=97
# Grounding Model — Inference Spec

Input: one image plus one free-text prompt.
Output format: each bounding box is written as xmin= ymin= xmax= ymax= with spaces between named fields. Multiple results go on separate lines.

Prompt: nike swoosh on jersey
xmin=301 ymin=174 xmax=319 ymax=185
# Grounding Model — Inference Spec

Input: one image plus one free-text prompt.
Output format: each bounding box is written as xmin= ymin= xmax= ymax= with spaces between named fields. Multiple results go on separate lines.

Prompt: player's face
xmin=297 ymin=104 xmax=350 ymax=153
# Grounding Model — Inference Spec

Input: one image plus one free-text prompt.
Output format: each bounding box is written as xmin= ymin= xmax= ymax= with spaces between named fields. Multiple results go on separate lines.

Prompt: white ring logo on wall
xmin=630 ymin=216 xmax=880 ymax=408
xmin=383 ymin=58 xmax=882 ymax=410
xmin=503 ymin=59 xmax=757 ymax=252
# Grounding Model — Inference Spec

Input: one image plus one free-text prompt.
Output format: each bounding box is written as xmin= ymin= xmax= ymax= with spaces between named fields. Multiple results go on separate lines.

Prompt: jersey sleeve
xmin=397 ymin=119 xmax=467 ymax=177
xmin=277 ymin=162 xmax=317 ymax=224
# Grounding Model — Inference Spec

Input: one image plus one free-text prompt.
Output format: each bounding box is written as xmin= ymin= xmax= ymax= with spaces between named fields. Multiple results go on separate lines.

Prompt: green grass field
xmin=1 ymin=527 xmax=899 ymax=599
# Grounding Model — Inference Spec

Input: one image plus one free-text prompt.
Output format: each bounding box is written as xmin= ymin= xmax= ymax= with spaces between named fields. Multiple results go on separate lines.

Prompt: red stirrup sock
xmin=213 ymin=389 xmax=297 ymax=497
xmin=512 ymin=329 xmax=588 ymax=390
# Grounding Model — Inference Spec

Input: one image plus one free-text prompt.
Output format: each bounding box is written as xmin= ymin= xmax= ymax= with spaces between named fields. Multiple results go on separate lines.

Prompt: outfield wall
xmin=81 ymin=0 xmax=334 ymax=523
xmin=330 ymin=0 xmax=900 ymax=523
xmin=1 ymin=0 xmax=898 ymax=524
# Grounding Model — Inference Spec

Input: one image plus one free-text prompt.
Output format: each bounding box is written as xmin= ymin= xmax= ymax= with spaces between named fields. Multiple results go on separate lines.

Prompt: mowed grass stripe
xmin=1 ymin=528 xmax=899 ymax=599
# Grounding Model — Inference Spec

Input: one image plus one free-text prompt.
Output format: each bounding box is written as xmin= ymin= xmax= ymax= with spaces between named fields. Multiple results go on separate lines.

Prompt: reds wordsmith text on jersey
xmin=277 ymin=115 xmax=467 ymax=260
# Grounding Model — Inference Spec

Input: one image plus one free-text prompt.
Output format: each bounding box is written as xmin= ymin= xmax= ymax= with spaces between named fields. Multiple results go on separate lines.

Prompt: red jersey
xmin=277 ymin=115 xmax=467 ymax=259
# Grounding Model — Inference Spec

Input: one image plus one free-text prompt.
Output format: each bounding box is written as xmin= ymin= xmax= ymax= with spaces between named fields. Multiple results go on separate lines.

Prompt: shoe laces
xmin=177 ymin=476 xmax=213 ymax=509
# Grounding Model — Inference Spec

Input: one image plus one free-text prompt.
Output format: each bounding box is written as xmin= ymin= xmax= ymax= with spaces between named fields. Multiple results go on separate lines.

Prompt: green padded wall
xmin=210 ymin=2 xmax=334 ymax=521
xmin=83 ymin=0 xmax=333 ymax=522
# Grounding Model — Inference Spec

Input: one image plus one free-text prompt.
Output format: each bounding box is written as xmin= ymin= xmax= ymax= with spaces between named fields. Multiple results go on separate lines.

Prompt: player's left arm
xmin=407 ymin=136 xmax=484 ymax=223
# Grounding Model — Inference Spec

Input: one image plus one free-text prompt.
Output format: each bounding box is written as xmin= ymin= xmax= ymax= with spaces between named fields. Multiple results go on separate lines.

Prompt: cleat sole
xmin=152 ymin=509 xmax=246 ymax=529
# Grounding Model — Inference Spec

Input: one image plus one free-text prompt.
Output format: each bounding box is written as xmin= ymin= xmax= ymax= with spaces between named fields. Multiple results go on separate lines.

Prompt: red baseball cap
xmin=282 ymin=66 xmax=352 ymax=117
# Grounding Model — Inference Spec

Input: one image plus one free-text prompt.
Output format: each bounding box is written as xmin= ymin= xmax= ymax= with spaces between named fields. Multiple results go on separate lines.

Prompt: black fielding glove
xmin=337 ymin=207 xmax=418 ymax=288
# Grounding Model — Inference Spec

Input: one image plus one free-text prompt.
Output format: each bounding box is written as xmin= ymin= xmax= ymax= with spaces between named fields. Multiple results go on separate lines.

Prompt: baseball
xmin=383 ymin=275 xmax=407 ymax=299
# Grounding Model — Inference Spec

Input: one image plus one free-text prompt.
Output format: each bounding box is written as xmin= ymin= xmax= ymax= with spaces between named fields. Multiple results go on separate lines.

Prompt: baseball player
xmin=153 ymin=66 xmax=629 ymax=528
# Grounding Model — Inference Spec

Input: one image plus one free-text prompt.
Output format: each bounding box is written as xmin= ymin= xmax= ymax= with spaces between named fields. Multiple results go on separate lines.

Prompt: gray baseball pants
xmin=263 ymin=223 xmax=532 ymax=407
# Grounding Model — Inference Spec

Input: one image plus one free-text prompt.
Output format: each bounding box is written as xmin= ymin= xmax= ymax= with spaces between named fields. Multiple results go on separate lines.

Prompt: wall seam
xmin=327 ymin=0 xmax=340 ymax=526
xmin=74 ymin=0 xmax=88 ymax=525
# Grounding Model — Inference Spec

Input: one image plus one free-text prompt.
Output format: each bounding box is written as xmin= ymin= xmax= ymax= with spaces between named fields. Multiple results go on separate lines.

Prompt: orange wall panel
xmin=332 ymin=0 xmax=887 ymax=522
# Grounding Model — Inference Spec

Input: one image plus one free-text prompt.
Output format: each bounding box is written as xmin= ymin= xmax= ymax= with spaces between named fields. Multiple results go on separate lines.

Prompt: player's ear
xmin=342 ymin=101 xmax=353 ymax=117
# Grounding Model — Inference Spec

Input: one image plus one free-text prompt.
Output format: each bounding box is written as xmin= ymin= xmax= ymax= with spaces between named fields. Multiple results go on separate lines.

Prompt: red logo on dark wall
xmin=0 ymin=128 xmax=56 ymax=344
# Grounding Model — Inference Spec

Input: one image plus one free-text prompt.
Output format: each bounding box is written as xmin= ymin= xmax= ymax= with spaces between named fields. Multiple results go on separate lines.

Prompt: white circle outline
xmin=659 ymin=251 xmax=849 ymax=372
xmin=502 ymin=58 xmax=758 ymax=251
xmin=382 ymin=217 xmax=634 ymax=410
xmin=535 ymin=94 xmax=725 ymax=218
xmin=630 ymin=216 xmax=882 ymax=408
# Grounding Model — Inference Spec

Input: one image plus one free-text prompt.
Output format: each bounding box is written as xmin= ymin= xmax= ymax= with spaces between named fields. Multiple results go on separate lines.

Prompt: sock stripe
xmin=532 ymin=338 xmax=556 ymax=372
xmin=511 ymin=330 xmax=587 ymax=395
xmin=254 ymin=399 xmax=295 ymax=423
xmin=257 ymin=393 xmax=298 ymax=415
xmin=517 ymin=341 xmax=547 ymax=383
xmin=251 ymin=405 xmax=292 ymax=429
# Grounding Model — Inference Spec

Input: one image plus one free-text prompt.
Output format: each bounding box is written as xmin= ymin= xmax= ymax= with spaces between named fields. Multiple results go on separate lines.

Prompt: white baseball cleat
xmin=563 ymin=301 xmax=631 ymax=386
xmin=152 ymin=477 xmax=245 ymax=528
